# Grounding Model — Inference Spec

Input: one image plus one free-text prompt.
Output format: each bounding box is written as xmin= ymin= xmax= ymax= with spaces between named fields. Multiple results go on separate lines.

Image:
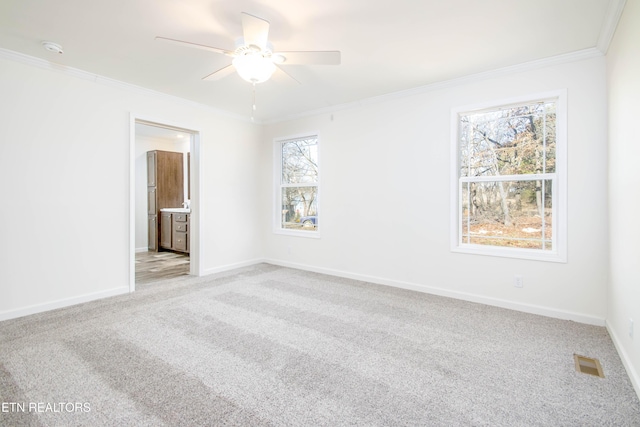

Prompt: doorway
xmin=129 ymin=115 xmax=201 ymax=292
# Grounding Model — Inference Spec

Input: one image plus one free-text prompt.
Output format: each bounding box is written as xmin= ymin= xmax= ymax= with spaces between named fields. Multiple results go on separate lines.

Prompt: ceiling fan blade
xmin=273 ymin=65 xmax=301 ymax=85
xmin=276 ymin=51 xmax=341 ymax=65
xmin=202 ymin=64 xmax=236 ymax=81
xmin=241 ymin=12 xmax=269 ymax=50
xmin=155 ymin=36 xmax=233 ymax=56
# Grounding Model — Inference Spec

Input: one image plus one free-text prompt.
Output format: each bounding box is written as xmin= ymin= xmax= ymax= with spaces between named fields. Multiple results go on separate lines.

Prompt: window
xmin=275 ymin=134 xmax=319 ymax=236
xmin=451 ymin=91 xmax=567 ymax=262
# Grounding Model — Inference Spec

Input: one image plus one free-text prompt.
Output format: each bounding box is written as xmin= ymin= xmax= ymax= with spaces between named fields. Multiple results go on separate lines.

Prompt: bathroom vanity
xmin=160 ymin=208 xmax=190 ymax=253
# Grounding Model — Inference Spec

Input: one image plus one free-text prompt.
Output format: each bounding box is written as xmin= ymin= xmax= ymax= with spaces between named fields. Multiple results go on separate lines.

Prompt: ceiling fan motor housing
xmin=236 ymin=37 xmax=273 ymax=53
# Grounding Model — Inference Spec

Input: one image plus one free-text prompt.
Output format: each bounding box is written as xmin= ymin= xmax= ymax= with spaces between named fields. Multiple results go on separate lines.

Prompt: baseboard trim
xmin=135 ymin=247 xmax=148 ymax=253
xmin=264 ymin=259 xmax=606 ymax=326
xmin=0 ymin=286 xmax=130 ymax=322
xmin=606 ymin=321 xmax=640 ymax=400
xmin=201 ymin=258 xmax=267 ymax=276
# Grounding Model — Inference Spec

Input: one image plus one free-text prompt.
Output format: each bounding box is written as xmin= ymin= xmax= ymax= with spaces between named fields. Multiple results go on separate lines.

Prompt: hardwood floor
xmin=135 ymin=250 xmax=190 ymax=284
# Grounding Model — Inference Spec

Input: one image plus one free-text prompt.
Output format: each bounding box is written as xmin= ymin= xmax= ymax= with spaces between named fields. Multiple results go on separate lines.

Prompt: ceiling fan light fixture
xmin=232 ymin=54 xmax=276 ymax=84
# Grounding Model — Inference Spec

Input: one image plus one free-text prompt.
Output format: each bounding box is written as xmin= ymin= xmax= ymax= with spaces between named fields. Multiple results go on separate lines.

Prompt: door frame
xmin=129 ymin=113 xmax=202 ymax=292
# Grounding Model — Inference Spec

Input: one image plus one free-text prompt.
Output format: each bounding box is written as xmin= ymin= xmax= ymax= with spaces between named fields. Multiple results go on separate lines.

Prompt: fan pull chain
xmin=251 ymin=82 xmax=257 ymax=122
xmin=253 ymin=82 xmax=257 ymax=110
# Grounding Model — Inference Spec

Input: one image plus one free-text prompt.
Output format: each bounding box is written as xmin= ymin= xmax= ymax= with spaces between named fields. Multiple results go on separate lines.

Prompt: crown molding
xmin=0 ymin=47 xmax=255 ymax=123
xmin=264 ymin=47 xmax=604 ymax=124
xmin=597 ymin=0 xmax=627 ymax=54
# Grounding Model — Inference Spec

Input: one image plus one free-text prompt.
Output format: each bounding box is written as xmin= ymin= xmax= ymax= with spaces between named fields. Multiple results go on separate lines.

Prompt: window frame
xmin=273 ymin=132 xmax=321 ymax=238
xmin=450 ymin=90 xmax=567 ymax=262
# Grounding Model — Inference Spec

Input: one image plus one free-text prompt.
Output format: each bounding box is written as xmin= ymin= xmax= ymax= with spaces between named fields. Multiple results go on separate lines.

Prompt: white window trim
xmin=273 ymin=132 xmax=321 ymax=238
xmin=450 ymin=90 xmax=567 ymax=263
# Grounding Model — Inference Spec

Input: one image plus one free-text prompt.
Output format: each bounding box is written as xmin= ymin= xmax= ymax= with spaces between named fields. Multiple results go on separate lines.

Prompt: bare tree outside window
xmin=458 ymin=101 xmax=556 ymax=250
xmin=280 ymin=136 xmax=318 ymax=231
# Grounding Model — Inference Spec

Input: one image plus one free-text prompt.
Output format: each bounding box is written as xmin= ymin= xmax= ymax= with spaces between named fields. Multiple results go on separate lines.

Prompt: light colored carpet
xmin=1 ymin=263 xmax=639 ymax=426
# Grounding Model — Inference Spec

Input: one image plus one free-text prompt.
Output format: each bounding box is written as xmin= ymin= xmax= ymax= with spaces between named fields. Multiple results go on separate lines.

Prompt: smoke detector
xmin=42 ymin=41 xmax=63 ymax=54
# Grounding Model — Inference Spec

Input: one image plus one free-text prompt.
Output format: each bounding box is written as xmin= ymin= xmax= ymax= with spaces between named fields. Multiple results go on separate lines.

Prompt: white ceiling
xmin=0 ymin=0 xmax=621 ymax=122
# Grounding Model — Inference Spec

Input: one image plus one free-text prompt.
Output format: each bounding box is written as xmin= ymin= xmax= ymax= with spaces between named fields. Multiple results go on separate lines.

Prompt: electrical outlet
xmin=514 ymin=275 xmax=524 ymax=288
xmin=287 ymin=245 xmax=292 ymax=255
xmin=630 ymin=318 xmax=634 ymax=339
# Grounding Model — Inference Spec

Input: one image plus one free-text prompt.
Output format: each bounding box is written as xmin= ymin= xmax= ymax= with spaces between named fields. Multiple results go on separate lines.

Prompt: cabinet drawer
xmin=174 ymin=222 xmax=188 ymax=233
xmin=173 ymin=231 xmax=188 ymax=252
xmin=174 ymin=213 xmax=188 ymax=222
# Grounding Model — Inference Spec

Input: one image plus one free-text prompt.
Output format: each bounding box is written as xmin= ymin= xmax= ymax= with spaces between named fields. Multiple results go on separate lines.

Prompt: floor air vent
xmin=574 ymin=354 xmax=604 ymax=378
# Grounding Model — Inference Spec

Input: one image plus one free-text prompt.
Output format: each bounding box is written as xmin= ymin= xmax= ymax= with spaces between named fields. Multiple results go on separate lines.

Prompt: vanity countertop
xmin=160 ymin=208 xmax=191 ymax=213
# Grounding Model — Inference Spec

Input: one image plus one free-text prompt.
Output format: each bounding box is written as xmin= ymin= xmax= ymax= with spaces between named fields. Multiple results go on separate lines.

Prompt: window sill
xmin=274 ymin=228 xmax=321 ymax=239
xmin=451 ymin=244 xmax=566 ymax=263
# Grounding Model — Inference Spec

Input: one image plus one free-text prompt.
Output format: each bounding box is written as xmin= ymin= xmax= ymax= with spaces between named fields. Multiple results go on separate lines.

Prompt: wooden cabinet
xmin=147 ymin=187 xmax=156 ymax=215
xmin=147 ymin=151 xmax=157 ymax=187
xmin=160 ymin=212 xmax=173 ymax=249
xmin=148 ymin=216 xmax=157 ymax=251
xmin=147 ymin=150 xmax=184 ymax=251
xmin=159 ymin=212 xmax=189 ymax=253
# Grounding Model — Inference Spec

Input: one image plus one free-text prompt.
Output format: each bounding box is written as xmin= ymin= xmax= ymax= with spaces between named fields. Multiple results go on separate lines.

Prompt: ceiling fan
xmin=156 ymin=12 xmax=341 ymax=85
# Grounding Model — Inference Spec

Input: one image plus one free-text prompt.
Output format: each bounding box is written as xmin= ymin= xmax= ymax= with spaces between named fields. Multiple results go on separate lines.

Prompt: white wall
xmin=134 ymin=135 xmax=189 ymax=251
xmin=606 ymin=0 xmax=640 ymax=397
xmin=262 ymin=56 xmax=609 ymax=325
xmin=0 ymin=56 xmax=263 ymax=319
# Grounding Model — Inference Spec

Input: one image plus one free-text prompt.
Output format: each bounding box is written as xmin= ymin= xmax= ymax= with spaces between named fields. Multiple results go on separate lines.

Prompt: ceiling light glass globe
xmin=232 ymin=54 xmax=276 ymax=84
